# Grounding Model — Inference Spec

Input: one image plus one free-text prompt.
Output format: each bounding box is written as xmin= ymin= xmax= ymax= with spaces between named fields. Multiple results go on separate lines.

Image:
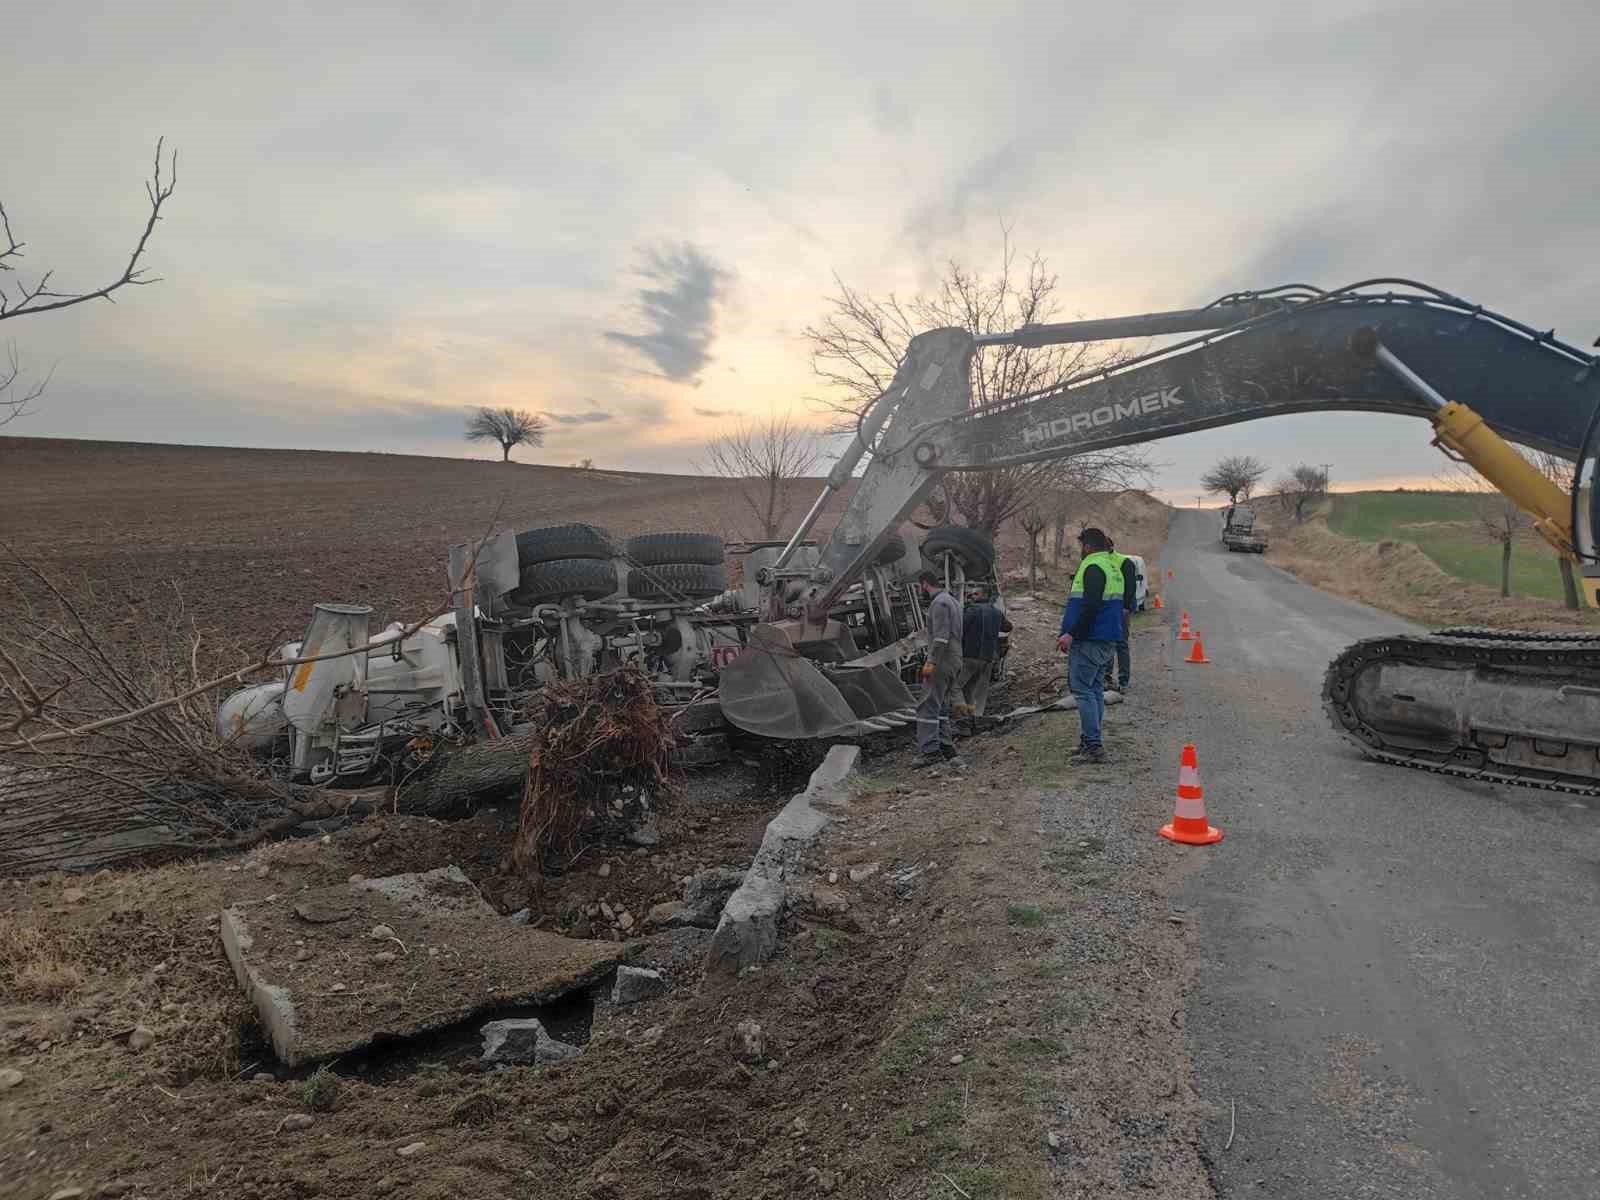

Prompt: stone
xmin=546 ymin=1122 xmax=573 ymax=1144
xmin=646 ymin=901 xmax=695 ymax=929
xmin=611 ymin=965 xmax=667 ymax=1006
xmin=827 ymin=871 xmax=838 ymax=885
xmin=599 ymin=901 xmax=615 ymax=922
xmin=597 ymin=863 xmax=611 ymax=879
xmin=371 ymin=1178 xmax=397 ymax=1197
xmin=682 ymin=867 xmax=746 ymax=924
xmin=480 ymin=1018 xmax=581 ymax=1065
xmin=279 ymin=1114 xmax=314 ymax=1132
xmin=369 ymin=924 xmax=397 ymax=941
xmin=624 ymin=817 xmax=659 ymax=847
xmin=637 ymin=1025 xmax=665 ymax=1046
xmin=509 ymin=909 xmax=532 ymax=926
xmin=252 ymin=1071 xmax=276 ymax=1083
xmin=126 ymin=1026 xmax=156 ymax=1052
xmin=1046 ymin=1131 xmax=1062 ymax=1150
xmin=396 ymin=1141 xmax=427 ymax=1157
xmin=0 ymin=1067 xmax=23 ymax=1089
xmin=47 ymin=1189 xmax=86 ymax=1200
xmin=731 ymin=1019 xmax=765 ymax=1062
xmin=617 ymin=912 xmax=634 ymax=932
xmin=255 ymin=865 xmax=271 ymax=879
xmin=62 ymin=887 xmax=86 ymax=905
xmin=372 ymin=951 xmax=397 ymax=965
xmin=793 ymin=885 xmax=850 ymax=919
xmin=949 ymin=1053 xmax=964 ymax=1065
xmin=848 ymin=864 xmax=879 ymax=884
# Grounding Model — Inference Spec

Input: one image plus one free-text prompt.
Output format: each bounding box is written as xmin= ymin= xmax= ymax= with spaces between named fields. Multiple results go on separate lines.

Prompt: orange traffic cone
xmin=1177 ymin=612 xmax=1193 ymax=641
xmin=1161 ymin=744 xmax=1223 ymax=845
xmin=1152 ymin=594 xmax=1164 ymax=610
xmin=1166 ymin=568 xmax=1174 ymax=580
xmin=1184 ymin=631 xmax=1210 ymax=664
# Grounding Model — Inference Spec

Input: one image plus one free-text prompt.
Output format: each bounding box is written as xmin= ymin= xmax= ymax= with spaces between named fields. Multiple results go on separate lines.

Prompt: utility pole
xmin=1321 ymin=463 xmax=1333 ymax=492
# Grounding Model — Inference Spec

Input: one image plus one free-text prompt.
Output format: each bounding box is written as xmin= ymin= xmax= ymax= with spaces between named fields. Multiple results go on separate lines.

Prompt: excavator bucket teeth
xmin=827 ymin=664 xmax=916 ymax=722
xmin=717 ymin=627 xmax=863 ymax=740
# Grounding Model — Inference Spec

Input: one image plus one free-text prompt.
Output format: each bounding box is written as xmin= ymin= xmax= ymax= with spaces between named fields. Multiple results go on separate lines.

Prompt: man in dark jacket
xmin=1056 ymin=527 xmax=1124 ymax=763
xmin=956 ymin=585 xmax=1012 ymax=724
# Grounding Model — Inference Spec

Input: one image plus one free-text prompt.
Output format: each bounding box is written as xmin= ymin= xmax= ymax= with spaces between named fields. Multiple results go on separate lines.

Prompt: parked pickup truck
xmin=1221 ymin=503 xmax=1268 ymax=553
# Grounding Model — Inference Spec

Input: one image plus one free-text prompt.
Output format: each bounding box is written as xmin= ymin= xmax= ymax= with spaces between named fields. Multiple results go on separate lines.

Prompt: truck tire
xmin=515 ymin=524 xmax=614 ymax=567
xmin=507 ymin=558 xmax=619 ymax=606
xmin=625 ymin=532 xmax=724 ymax=566
xmin=876 ymin=533 xmax=907 ymax=566
xmin=920 ymin=526 xmax=995 ymax=574
xmin=626 ymin=562 xmax=727 ymax=600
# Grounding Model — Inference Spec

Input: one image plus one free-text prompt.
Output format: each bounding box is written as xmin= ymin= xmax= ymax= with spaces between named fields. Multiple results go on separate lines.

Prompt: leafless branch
xmin=0 ymin=341 xmax=52 ymax=426
xmin=465 ymin=406 xmax=546 ymax=462
xmin=0 ymin=139 xmax=177 ymax=321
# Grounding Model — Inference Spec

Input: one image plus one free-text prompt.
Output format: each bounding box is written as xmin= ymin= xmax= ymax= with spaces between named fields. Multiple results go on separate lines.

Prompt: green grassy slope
xmin=1327 ymin=491 xmax=1568 ymax=601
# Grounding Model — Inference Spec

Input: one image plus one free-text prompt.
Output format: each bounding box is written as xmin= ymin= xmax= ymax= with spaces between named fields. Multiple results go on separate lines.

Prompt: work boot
xmin=939 ymin=744 xmax=966 ymax=768
xmin=1070 ymin=743 xmax=1107 ymax=764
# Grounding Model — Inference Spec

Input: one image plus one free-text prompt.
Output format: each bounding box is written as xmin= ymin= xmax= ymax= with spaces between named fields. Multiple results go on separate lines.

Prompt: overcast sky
xmin=5 ymin=2 xmax=1597 ymax=501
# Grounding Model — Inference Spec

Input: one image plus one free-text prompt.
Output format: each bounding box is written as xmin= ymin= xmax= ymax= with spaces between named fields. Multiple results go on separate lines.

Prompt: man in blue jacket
xmin=1055 ymin=527 xmax=1124 ymax=763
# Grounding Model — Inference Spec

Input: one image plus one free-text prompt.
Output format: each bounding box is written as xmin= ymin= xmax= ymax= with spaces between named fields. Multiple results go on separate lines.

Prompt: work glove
xmin=919 ymin=661 xmax=936 ymax=682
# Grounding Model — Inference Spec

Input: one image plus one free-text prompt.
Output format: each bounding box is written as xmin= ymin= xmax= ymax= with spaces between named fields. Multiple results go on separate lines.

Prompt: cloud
xmin=544 ymin=410 xmax=614 ymax=425
xmin=602 ymin=243 xmax=730 ymax=384
xmin=692 ymin=406 xmax=729 ymax=418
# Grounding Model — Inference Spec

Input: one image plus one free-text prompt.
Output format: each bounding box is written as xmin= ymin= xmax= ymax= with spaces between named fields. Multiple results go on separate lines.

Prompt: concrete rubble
xmin=480 ymin=1017 xmax=582 ymax=1065
xmin=220 ymin=865 xmax=621 ymax=1066
xmin=610 ymin=965 xmax=668 ymax=1006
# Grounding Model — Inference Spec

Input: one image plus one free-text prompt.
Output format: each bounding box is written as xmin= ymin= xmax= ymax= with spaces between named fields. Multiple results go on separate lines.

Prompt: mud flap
xmin=716 ymin=625 xmax=864 ymax=740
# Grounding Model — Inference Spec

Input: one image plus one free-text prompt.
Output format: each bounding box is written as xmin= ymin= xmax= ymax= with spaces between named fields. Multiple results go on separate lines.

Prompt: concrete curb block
xmin=219 ymin=907 xmax=301 ymax=1064
xmin=705 ymin=744 xmax=859 ymax=976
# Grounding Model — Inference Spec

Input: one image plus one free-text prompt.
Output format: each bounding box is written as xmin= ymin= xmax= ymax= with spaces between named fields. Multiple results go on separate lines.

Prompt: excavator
xmin=222 ymin=279 xmax=1600 ymax=797
xmin=717 ymin=278 xmax=1600 ymax=795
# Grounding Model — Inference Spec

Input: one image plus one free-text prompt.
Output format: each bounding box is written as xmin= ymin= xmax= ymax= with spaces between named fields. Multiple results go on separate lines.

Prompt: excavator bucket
xmin=826 ymin=664 xmax=916 ymax=732
xmin=717 ymin=625 xmax=870 ymax=740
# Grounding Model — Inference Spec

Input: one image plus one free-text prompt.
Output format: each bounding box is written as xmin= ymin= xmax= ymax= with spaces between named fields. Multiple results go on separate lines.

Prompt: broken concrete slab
xmin=706 ymin=744 xmax=859 ymax=976
xmin=221 ymin=865 xmax=621 ymax=1067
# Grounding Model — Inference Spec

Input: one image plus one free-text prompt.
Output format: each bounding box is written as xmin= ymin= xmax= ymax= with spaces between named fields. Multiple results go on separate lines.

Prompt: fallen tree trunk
xmin=393 ymin=727 xmax=535 ymax=818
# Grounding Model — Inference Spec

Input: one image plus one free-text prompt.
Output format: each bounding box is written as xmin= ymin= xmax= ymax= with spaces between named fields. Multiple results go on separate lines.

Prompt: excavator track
xmin=1322 ymin=630 xmax=1600 ymax=797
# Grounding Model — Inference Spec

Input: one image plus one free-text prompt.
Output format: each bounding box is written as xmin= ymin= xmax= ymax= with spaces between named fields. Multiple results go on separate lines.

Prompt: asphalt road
xmin=1160 ymin=508 xmax=1600 ymax=1199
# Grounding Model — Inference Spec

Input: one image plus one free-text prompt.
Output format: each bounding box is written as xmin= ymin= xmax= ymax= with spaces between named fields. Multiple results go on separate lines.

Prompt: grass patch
xmin=1046 ymin=836 xmax=1105 ymax=874
xmin=1005 ymin=903 xmax=1044 ymax=928
xmin=0 ymin=912 xmax=84 ymax=1000
xmin=1004 ymin=1034 xmax=1064 ymax=1060
xmin=1328 ymin=491 xmax=1568 ymax=601
xmin=944 ymin=1162 xmax=1050 ymax=1199
xmin=301 ymin=1063 xmax=344 ymax=1113
xmin=878 ymin=1005 xmax=949 ymax=1073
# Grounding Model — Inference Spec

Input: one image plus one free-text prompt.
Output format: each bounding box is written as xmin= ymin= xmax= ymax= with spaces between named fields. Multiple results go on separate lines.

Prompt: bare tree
xmin=1201 ymin=455 xmax=1269 ymax=504
xmin=1018 ymin=504 xmax=1049 ymax=592
xmin=697 ymin=411 xmax=824 ymax=539
xmin=465 ymin=407 xmax=546 ymax=461
xmin=0 ymin=139 xmax=177 ymax=424
xmin=1274 ymin=463 xmax=1328 ymax=523
xmin=802 ymin=236 xmax=1152 ymax=535
xmin=1528 ymin=449 xmax=1581 ymax=609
